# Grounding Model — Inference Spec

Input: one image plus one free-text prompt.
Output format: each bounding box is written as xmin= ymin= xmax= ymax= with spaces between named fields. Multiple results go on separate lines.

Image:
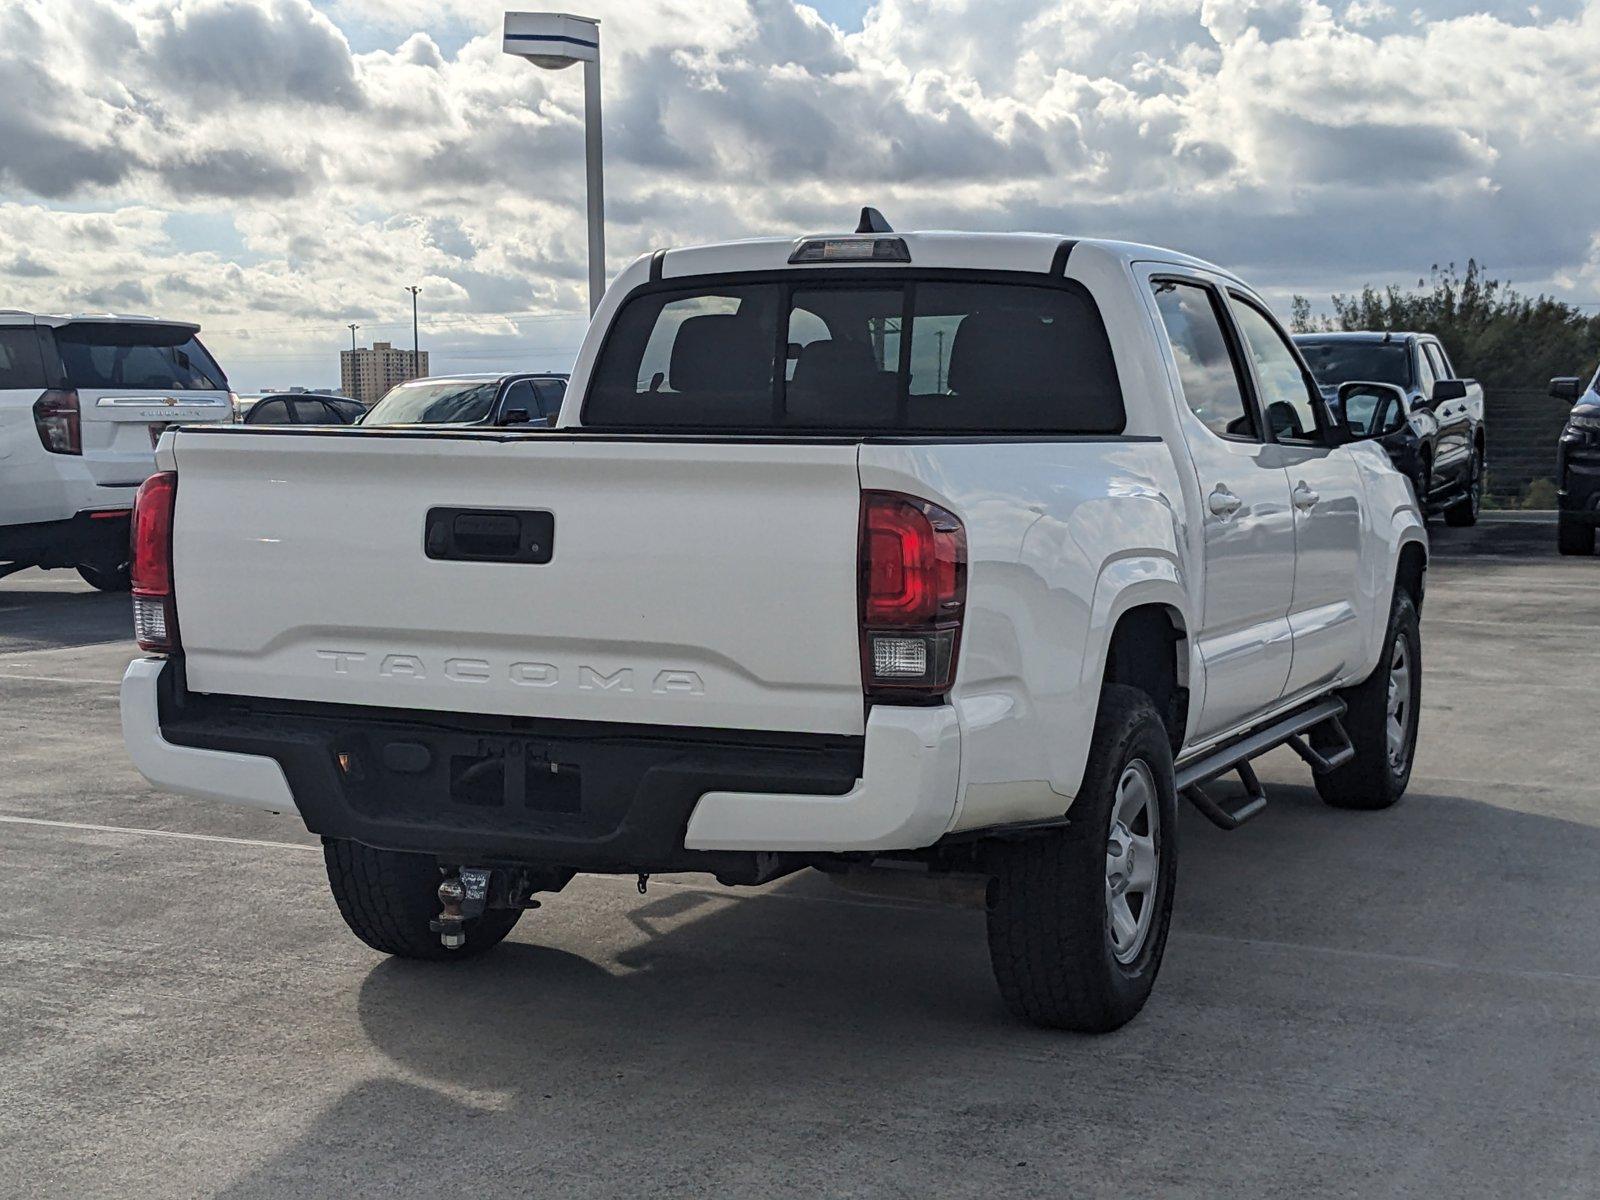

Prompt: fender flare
xmin=1079 ymin=552 xmax=1194 ymax=695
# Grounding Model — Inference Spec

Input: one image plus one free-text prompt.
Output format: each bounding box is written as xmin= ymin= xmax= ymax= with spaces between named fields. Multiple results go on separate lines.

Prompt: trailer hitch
xmin=430 ymin=867 xmax=493 ymax=950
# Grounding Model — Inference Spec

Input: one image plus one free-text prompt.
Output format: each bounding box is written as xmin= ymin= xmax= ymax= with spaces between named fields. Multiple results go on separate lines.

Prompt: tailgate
xmin=170 ymin=430 xmax=867 ymax=736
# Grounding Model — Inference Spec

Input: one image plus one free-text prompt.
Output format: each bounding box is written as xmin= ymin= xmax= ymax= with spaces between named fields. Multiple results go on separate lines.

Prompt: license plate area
xmin=447 ymin=740 xmax=581 ymax=813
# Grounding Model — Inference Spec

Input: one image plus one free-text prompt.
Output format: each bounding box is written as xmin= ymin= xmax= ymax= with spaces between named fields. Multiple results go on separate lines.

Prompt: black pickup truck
xmin=1295 ymin=332 xmax=1486 ymax=526
xmin=1549 ymin=367 xmax=1600 ymax=556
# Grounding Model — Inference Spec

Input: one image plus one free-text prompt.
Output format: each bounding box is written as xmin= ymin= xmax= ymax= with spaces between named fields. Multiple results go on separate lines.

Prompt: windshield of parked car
xmin=1295 ymin=339 xmax=1412 ymax=390
xmin=364 ymin=379 xmax=500 ymax=425
xmin=53 ymin=322 xmax=227 ymax=391
xmin=585 ymin=277 xmax=1125 ymax=433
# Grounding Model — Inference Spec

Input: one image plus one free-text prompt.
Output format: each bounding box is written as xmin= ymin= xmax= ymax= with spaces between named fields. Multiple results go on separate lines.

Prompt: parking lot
xmin=2 ymin=514 xmax=1596 ymax=1199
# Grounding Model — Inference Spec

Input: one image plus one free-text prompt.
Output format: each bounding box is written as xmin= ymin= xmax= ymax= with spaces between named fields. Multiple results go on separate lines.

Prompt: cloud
xmin=0 ymin=0 xmax=1596 ymax=389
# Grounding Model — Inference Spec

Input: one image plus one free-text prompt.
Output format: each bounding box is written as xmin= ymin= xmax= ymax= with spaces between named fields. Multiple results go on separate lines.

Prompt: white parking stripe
xmin=0 ymin=814 xmax=318 ymax=853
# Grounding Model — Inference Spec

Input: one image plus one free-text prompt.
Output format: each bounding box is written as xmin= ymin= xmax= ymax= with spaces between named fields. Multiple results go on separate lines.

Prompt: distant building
xmin=340 ymin=342 xmax=428 ymax=406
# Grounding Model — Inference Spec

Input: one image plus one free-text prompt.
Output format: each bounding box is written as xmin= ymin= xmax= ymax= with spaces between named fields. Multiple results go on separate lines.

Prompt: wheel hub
xmin=1105 ymin=760 xmax=1160 ymax=965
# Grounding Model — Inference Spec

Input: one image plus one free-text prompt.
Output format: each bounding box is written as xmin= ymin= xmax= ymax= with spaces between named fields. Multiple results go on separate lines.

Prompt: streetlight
xmin=406 ymin=285 xmax=421 ymax=378
xmin=502 ymin=12 xmax=605 ymax=315
xmin=348 ymin=323 xmax=359 ymax=352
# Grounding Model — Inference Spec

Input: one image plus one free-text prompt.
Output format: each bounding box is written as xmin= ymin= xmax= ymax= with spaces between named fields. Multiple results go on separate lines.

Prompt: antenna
xmin=856 ymin=207 xmax=893 ymax=234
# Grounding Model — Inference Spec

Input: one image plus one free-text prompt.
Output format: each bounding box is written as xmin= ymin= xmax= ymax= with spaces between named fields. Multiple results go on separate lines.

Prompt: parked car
xmin=121 ymin=217 xmax=1427 ymax=1033
xmin=0 ymin=311 xmax=234 ymax=590
xmin=243 ymin=393 xmax=366 ymax=426
xmin=1549 ymin=366 xmax=1600 ymax=555
xmin=361 ymin=373 xmax=568 ymax=428
xmin=1294 ymin=331 xmax=1485 ymax=525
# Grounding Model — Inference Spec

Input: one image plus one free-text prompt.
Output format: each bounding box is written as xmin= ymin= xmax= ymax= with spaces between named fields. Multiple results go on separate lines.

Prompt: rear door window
xmin=585 ymin=277 xmax=1123 ymax=433
xmin=0 ymin=328 xmax=45 ymax=389
xmin=533 ymin=378 xmax=566 ymax=417
xmin=291 ymin=399 xmax=337 ymax=424
xmin=52 ymin=323 xmax=227 ymax=390
xmin=1151 ymin=280 xmax=1256 ymax=440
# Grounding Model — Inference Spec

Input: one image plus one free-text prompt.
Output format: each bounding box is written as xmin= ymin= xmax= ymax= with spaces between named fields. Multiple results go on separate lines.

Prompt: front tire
xmin=1443 ymin=450 xmax=1481 ymax=527
xmin=1557 ymin=514 xmax=1595 ymax=556
xmin=984 ymin=684 xmax=1178 ymax=1032
xmin=322 ymin=838 xmax=522 ymax=960
xmin=1316 ymin=591 xmax=1421 ymax=810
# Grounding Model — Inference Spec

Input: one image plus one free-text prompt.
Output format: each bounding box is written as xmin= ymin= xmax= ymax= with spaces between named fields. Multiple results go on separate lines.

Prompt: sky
xmin=1 ymin=0 xmax=1597 ymax=391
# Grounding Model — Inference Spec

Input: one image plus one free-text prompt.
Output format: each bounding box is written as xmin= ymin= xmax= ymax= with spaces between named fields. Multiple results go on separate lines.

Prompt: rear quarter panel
xmin=859 ymin=439 xmax=1190 ymax=831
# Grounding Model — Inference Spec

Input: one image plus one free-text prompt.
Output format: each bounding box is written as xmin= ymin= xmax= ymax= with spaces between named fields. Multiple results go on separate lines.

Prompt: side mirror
xmin=1431 ymin=379 xmax=1468 ymax=404
xmin=1337 ymin=381 xmax=1408 ymax=441
xmin=1550 ymin=377 xmax=1583 ymax=402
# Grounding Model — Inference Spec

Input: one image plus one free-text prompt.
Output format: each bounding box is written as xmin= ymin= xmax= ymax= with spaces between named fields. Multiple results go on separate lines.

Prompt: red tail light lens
xmin=33 ymin=389 xmax=81 ymax=454
xmin=858 ymin=492 xmax=966 ymax=700
xmin=131 ymin=472 xmax=179 ymax=653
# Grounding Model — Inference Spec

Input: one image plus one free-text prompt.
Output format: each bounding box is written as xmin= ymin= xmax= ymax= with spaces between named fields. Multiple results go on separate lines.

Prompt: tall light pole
xmin=406 ymin=285 xmax=421 ymax=378
xmin=348 ymin=323 xmax=359 ymax=352
xmin=503 ymin=12 xmax=605 ymax=315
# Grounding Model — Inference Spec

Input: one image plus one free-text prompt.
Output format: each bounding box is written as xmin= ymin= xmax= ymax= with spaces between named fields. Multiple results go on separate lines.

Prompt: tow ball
xmin=430 ymin=867 xmax=493 ymax=950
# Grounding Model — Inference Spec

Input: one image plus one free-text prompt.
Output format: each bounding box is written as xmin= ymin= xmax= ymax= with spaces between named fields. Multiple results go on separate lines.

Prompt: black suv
xmin=1549 ymin=367 xmax=1600 ymax=556
xmin=1295 ymin=332 xmax=1486 ymax=526
xmin=361 ymin=373 xmax=569 ymax=428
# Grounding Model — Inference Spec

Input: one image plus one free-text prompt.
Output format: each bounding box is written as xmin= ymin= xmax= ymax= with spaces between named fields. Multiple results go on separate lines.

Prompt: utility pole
xmin=935 ymin=329 xmax=946 ymax=393
xmin=406 ymin=286 xmax=421 ymax=379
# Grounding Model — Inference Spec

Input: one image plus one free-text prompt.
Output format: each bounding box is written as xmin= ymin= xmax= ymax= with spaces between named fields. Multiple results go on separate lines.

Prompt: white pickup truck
xmin=121 ymin=217 xmax=1428 ymax=1031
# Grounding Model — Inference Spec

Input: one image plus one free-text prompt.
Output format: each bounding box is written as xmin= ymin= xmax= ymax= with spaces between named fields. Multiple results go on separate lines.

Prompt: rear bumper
xmin=0 ymin=509 xmax=132 ymax=569
xmin=121 ymin=658 xmax=961 ymax=868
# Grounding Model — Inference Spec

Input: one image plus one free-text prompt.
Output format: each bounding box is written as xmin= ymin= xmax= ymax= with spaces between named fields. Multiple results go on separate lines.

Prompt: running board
xmin=1176 ymin=697 xmax=1349 ymax=831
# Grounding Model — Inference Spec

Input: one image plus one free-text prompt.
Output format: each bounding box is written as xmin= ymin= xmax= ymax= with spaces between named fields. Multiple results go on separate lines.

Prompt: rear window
xmin=1295 ymin=339 xmax=1412 ymax=390
xmin=585 ymin=278 xmax=1124 ymax=433
xmin=364 ymin=379 xmax=500 ymax=425
xmin=52 ymin=322 xmax=227 ymax=391
xmin=0 ymin=327 xmax=46 ymax=389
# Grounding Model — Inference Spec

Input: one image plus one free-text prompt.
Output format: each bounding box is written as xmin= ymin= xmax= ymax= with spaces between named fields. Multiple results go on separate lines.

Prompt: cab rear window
xmin=52 ymin=323 xmax=227 ymax=391
xmin=585 ymin=277 xmax=1125 ymax=434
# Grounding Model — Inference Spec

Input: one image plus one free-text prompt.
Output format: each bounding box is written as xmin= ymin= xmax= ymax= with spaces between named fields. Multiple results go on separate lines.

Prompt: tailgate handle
xmin=425 ymin=508 xmax=554 ymax=564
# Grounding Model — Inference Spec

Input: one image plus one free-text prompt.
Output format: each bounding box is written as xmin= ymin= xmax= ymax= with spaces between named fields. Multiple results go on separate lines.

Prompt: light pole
xmin=348 ymin=323 xmax=359 ymax=352
xmin=503 ymin=12 xmax=605 ymax=315
xmin=406 ymin=285 xmax=421 ymax=378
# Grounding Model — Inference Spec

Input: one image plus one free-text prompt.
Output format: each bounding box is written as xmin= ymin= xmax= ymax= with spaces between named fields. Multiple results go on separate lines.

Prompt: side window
xmin=291 ymin=398 xmax=335 ymax=424
xmin=533 ymin=378 xmax=566 ymax=417
xmin=0 ymin=328 xmax=45 ymax=388
xmin=1415 ymin=344 xmax=1437 ymax=396
xmin=1228 ymin=297 xmax=1321 ymax=445
xmin=1423 ymin=342 xmax=1451 ymax=381
xmin=499 ymin=380 xmax=538 ymax=423
xmin=249 ymin=399 xmax=291 ymax=424
xmin=1151 ymin=280 xmax=1256 ymax=440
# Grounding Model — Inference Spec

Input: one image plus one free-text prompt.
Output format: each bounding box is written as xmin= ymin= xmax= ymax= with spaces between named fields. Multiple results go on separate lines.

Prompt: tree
xmin=1291 ymin=261 xmax=1600 ymax=390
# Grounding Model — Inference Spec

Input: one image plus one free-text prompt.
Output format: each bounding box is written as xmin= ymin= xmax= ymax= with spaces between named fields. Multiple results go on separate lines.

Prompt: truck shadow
xmin=211 ymin=774 xmax=1600 ymax=1198
xmin=0 ymin=576 xmax=132 ymax=652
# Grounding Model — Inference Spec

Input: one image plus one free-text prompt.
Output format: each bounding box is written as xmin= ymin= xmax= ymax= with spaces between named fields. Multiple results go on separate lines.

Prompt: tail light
xmin=33 ymin=389 xmax=81 ymax=454
xmin=858 ymin=491 xmax=966 ymax=701
xmin=131 ymin=471 xmax=179 ymax=653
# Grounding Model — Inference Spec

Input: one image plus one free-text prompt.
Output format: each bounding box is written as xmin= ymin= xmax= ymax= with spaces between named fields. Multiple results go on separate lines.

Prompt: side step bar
xmin=1176 ymin=697 xmax=1351 ymax=831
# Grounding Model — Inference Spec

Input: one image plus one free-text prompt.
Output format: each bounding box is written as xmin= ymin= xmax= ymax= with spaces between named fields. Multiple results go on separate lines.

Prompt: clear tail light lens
xmin=131 ymin=471 xmax=179 ymax=653
xmin=858 ymin=491 xmax=966 ymax=701
xmin=33 ymin=389 xmax=81 ymax=454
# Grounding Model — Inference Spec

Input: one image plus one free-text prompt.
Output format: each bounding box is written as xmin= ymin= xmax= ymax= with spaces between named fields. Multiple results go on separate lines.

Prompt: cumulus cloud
xmin=0 ymin=0 xmax=1596 ymax=387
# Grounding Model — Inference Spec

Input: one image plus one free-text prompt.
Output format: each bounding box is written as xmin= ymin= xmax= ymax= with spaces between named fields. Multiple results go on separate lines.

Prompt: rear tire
xmin=1316 ymin=591 xmax=1421 ymax=810
xmin=322 ymin=838 xmax=522 ymax=960
xmin=984 ymin=684 xmax=1178 ymax=1032
xmin=76 ymin=561 xmax=131 ymax=592
xmin=1443 ymin=451 xmax=1481 ymax=527
xmin=1557 ymin=514 xmax=1595 ymax=557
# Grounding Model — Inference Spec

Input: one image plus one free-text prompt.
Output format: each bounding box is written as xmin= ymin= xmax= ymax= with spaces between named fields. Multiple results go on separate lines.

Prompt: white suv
xmin=0 ymin=311 xmax=235 ymax=589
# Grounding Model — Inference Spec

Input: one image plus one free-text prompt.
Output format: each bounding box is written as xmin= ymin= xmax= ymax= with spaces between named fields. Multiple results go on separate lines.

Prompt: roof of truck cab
xmin=0 ymin=310 xmax=201 ymax=331
xmin=653 ymin=231 xmax=1244 ymax=283
xmin=1293 ymin=331 xmax=1426 ymax=343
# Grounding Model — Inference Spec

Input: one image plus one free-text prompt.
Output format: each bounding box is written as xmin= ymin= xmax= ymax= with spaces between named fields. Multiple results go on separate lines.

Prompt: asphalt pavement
xmin=2 ymin=514 xmax=1597 ymax=1199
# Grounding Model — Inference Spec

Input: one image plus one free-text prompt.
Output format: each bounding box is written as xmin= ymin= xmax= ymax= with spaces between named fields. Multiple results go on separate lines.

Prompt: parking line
xmin=0 ymin=814 xmax=318 ymax=853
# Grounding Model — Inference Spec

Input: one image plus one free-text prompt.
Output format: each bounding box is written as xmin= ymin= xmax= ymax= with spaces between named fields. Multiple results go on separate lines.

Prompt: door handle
xmin=1207 ymin=485 xmax=1242 ymax=518
xmin=1293 ymin=481 xmax=1320 ymax=511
